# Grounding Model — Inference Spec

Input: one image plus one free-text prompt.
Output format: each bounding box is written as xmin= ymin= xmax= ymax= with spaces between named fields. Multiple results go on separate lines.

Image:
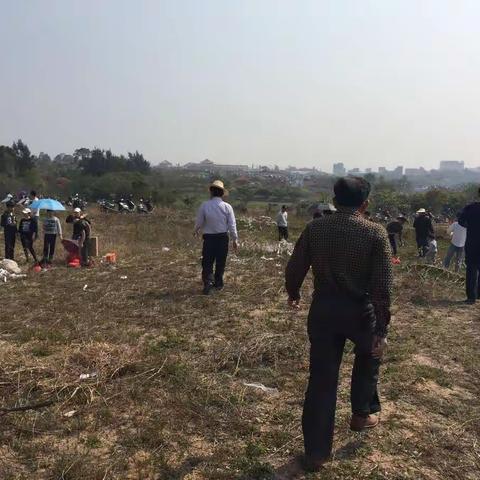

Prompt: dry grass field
xmin=0 ymin=208 xmax=479 ymax=479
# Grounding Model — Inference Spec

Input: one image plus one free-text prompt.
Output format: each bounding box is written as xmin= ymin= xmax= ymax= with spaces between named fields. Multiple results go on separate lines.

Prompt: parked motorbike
xmin=98 ymin=199 xmax=117 ymax=213
xmin=137 ymin=198 xmax=154 ymax=214
xmin=117 ymin=198 xmax=136 ymax=213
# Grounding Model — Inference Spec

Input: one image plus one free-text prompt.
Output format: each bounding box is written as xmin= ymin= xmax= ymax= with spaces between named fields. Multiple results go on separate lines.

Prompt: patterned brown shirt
xmin=285 ymin=207 xmax=393 ymax=336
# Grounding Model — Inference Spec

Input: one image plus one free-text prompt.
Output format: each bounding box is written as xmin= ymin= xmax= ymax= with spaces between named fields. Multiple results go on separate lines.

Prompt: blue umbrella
xmin=29 ymin=198 xmax=66 ymax=211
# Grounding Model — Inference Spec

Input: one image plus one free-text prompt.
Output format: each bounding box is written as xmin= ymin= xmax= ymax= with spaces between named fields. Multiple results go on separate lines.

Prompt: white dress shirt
xmin=195 ymin=197 xmax=238 ymax=241
xmin=448 ymin=221 xmax=467 ymax=248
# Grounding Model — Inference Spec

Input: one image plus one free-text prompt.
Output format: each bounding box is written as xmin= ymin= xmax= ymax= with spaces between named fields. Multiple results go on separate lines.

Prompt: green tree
xmin=12 ymin=139 xmax=34 ymax=175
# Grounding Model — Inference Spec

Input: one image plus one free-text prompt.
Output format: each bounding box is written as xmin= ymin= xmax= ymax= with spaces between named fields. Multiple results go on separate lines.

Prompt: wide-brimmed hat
xmin=73 ymin=207 xmax=82 ymax=213
xmin=22 ymin=208 xmax=31 ymax=214
xmin=416 ymin=208 xmax=426 ymax=214
xmin=209 ymin=180 xmax=228 ymax=195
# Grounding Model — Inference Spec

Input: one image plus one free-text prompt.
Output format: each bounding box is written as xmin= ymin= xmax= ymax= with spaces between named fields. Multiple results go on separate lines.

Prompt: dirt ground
xmin=0 ymin=208 xmax=479 ymax=479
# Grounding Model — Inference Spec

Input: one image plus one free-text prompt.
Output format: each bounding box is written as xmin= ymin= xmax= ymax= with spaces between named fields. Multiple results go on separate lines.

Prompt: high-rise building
xmin=333 ymin=163 xmax=346 ymax=176
xmin=439 ymin=161 xmax=465 ymax=171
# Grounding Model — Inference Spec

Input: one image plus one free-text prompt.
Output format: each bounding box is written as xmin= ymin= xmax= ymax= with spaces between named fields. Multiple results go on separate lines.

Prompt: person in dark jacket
xmin=71 ymin=208 xmax=91 ymax=266
xmin=386 ymin=216 xmax=407 ymax=257
xmin=18 ymin=208 xmax=38 ymax=263
xmin=1 ymin=201 xmax=17 ymax=260
xmin=286 ymin=177 xmax=393 ymax=471
xmin=459 ymin=189 xmax=480 ymax=303
xmin=413 ymin=209 xmax=434 ymax=257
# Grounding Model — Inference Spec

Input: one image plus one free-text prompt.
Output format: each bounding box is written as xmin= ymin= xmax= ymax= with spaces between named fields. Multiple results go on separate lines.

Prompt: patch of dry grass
xmin=0 ymin=209 xmax=479 ymax=479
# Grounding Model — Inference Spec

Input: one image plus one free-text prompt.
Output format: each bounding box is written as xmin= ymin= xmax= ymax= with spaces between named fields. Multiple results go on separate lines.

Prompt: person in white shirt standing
xmin=276 ymin=205 xmax=288 ymax=241
xmin=443 ymin=213 xmax=467 ymax=272
xmin=195 ymin=180 xmax=238 ymax=295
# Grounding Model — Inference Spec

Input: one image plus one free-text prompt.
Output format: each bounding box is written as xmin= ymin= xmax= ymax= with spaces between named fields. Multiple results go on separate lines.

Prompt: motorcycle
xmin=137 ymin=198 xmax=154 ymax=214
xmin=117 ymin=198 xmax=136 ymax=213
xmin=67 ymin=194 xmax=88 ymax=210
xmin=98 ymin=199 xmax=117 ymax=213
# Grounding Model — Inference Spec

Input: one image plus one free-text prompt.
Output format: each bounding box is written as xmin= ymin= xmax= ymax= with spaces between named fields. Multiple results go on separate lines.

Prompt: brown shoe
xmin=350 ymin=414 xmax=379 ymax=432
xmin=303 ymin=455 xmax=329 ymax=472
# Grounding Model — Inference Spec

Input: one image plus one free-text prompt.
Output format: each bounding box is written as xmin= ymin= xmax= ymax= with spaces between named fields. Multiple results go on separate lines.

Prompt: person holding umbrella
xmin=1 ymin=201 xmax=17 ymax=260
xmin=28 ymin=198 xmax=66 ymax=267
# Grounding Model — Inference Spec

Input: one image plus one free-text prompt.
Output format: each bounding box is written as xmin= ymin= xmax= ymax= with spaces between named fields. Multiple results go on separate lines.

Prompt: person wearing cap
xmin=386 ymin=215 xmax=407 ymax=257
xmin=41 ymin=209 xmax=63 ymax=266
xmin=413 ymin=208 xmax=434 ymax=257
xmin=286 ymin=176 xmax=393 ymax=471
xmin=194 ymin=180 xmax=238 ymax=295
xmin=18 ymin=208 xmax=38 ymax=263
xmin=1 ymin=201 xmax=17 ymax=260
xmin=276 ymin=205 xmax=289 ymax=241
xmin=71 ymin=207 xmax=91 ymax=266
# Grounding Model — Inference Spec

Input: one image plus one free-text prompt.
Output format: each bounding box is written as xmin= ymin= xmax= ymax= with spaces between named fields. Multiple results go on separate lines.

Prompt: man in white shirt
xmin=276 ymin=205 xmax=288 ymax=241
xmin=195 ymin=180 xmax=238 ymax=295
xmin=443 ymin=213 xmax=467 ymax=272
xmin=29 ymin=190 xmax=40 ymax=219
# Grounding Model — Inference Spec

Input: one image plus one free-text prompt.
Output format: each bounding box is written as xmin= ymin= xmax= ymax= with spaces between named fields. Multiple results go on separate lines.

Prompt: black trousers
xmin=466 ymin=262 xmax=480 ymax=301
xmin=20 ymin=234 xmax=38 ymax=262
xmin=43 ymin=234 xmax=57 ymax=263
xmin=278 ymin=226 xmax=289 ymax=241
xmin=4 ymin=230 xmax=16 ymax=260
xmin=416 ymin=237 xmax=428 ymax=257
xmin=388 ymin=234 xmax=397 ymax=256
xmin=202 ymin=233 xmax=229 ymax=287
xmin=302 ymin=296 xmax=381 ymax=459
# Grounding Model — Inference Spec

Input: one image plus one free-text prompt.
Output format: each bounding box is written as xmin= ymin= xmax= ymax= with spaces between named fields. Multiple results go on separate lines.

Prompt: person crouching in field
xmin=41 ymin=210 xmax=63 ymax=266
xmin=1 ymin=201 xmax=17 ymax=260
xmin=276 ymin=205 xmax=289 ymax=241
xmin=18 ymin=208 xmax=38 ymax=264
xmin=286 ymin=176 xmax=393 ymax=472
xmin=195 ymin=180 xmax=238 ymax=295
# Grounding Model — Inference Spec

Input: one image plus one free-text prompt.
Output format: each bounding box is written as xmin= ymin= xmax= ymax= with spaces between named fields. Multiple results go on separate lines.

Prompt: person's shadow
xmin=273 ymin=440 xmax=365 ymax=479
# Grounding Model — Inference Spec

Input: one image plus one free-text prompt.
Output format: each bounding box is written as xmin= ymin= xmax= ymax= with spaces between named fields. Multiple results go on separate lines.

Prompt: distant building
xmin=439 ymin=161 xmax=465 ymax=172
xmin=348 ymin=168 xmax=361 ymax=174
xmin=158 ymin=160 xmax=173 ymax=168
xmin=333 ymin=163 xmax=346 ymax=176
xmin=405 ymin=167 xmax=427 ymax=176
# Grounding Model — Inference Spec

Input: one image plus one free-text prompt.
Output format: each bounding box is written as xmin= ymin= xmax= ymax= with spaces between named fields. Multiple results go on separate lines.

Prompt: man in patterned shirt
xmin=285 ymin=176 xmax=393 ymax=471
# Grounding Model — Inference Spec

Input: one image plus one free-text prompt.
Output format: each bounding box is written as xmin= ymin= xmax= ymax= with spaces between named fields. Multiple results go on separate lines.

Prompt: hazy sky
xmin=2 ymin=0 xmax=480 ymax=170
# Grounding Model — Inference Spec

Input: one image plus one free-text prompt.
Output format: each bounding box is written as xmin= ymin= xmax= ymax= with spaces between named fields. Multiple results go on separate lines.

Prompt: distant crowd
xmin=1 ymin=190 xmax=91 ymax=268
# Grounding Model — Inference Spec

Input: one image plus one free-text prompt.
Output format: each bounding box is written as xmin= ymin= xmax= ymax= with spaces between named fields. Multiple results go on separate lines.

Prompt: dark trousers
xmin=20 ymin=234 xmax=38 ymax=262
xmin=278 ymin=226 xmax=289 ymax=241
xmin=416 ymin=237 xmax=428 ymax=257
xmin=42 ymin=234 xmax=57 ymax=264
xmin=388 ymin=234 xmax=397 ymax=256
xmin=73 ymin=235 xmax=90 ymax=266
xmin=466 ymin=262 xmax=480 ymax=301
xmin=302 ymin=296 xmax=381 ymax=459
xmin=202 ymin=233 xmax=229 ymax=287
xmin=4 ymin=230 xmax=16 ymax=260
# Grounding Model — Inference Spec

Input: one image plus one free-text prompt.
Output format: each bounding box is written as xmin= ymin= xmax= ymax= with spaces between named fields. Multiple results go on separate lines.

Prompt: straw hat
xmin=22 ymin=208 xmax=31 ymax=214
xmin=210 ymin=180 xmax=228 ymax=195
xmin=416 ymin=208 xmax=426 ymax=214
